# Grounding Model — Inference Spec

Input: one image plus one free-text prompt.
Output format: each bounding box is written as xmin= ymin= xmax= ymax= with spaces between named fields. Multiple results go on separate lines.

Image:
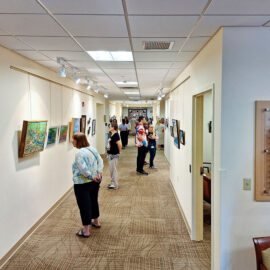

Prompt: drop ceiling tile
xmin=132 ymin=37 xmax=185 ymax=51
xmin=15 ymin=50 xmax=50 ymax=61
xmin=171 ymin=62 xmax=188 ymax=69
xmin=98 ymin=61 xmax=135 ymax=69
xmin=136 ymin=62 xmax=173 ymax=69
xmin=129 ymin=16 xmax=197 ymax=37
xmin=42 ymin=0 xmax=124 ymax=14
xmin=125 ymin=0 xmax=207 ymax=14
xmin=0 ymin=29 xmax=8 ymax=35
xmin=134 ymin=52 xmax=177 ymax=61
xmin=0 ymin=0 xmax=45 ymax=13
xmin=76 ymin=37 xmax=130 ymax=51
xmin=263 ymin=20 xmax=270 ymax=26
xmin=104 ymin=69 xmax=137 ymax=81
xmin=193 ymin=15 xmax=270 ymax=36
xmin=0 ymin=14 xmax=67 ymax=36
xmin=56 ymin=15 xmax=128 ymax=37
xmin=68 ymin=61 xmax=98 ymax=69
xmin=20 ymin=37 xmax=81 ymax=51
xmin=183 ymin=37 xmax=210 ymax=51
xmin=40 ymin=51 xmax=89 ymax=61
xmin=176 ymin=51 xmax=197 ymax=61
xmin=0 ymin=36 xmax=32 ymax=50
xmin=206 ymin=0 xmax=270 ymax=14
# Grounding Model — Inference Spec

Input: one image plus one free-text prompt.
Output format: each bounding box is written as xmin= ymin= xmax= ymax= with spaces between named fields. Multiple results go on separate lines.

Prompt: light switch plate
xmin=243 ymin=178 xmax=251 ymax=190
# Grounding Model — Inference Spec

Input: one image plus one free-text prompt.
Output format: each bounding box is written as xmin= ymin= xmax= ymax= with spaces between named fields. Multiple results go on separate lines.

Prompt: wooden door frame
xmin=192 ymin=88 xmax=214 ymax=241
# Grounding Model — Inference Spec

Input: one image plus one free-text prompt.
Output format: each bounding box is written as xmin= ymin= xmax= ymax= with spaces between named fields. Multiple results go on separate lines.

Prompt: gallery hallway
xmin=2 ymin=141 xmax=210 ymax=270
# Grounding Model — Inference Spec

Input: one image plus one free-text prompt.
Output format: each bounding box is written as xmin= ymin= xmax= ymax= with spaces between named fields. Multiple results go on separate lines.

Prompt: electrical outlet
xmin=243 ymin=178 xmax=251 ymax=191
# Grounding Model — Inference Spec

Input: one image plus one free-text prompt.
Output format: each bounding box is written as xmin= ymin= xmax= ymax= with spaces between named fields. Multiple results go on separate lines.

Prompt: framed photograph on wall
xmin=92 ymin=119 xmax=96 ymax=136
xmin=80 ymin=115 xmax=87 ymax=133
xmin=172 ymin=119 xmax=180 ymax=149
xmin=69 ymin=118 xmax=80 ymax=142
xmin=19 ymin=120 xmax=48 ymax=158
xmin=170 ymin=126 xmax=174 ymax=137
xmin=180 ymin=129 xmax=185 ymax=145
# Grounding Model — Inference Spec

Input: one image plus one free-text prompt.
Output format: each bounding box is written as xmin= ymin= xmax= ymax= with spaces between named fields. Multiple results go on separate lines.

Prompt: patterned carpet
xmin=2 ymin=138 xmax=211 ymax=270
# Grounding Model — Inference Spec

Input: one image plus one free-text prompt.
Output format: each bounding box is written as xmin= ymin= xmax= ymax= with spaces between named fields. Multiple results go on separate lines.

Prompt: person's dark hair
xmin=112 ymin=123 xmax=118 ymax=131
xmin=73 ymin=132 xmax=90 ymax=149
xmin=138 ymin=116 xmax=144 ymax=123
xmin=126 ymin=119 xmax=129 ymax=124
xmin=122 ymin=118 xmax=125 ymax=124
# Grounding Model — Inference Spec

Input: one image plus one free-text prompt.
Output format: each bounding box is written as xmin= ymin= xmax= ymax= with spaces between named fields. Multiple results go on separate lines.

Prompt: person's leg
xmin=89 ymin=181 xmax=100 ymax=226
xmin=109 ymin=159 xmax=114 ymax=186
xmin=111 ymin=158 xmax=119 ymax=188
xmin=126 ymin=131 xmax=129 ymax=145
xmin=74 ymin=184 xmax=91 ymax=236
xmin=136 ymin=147 xmax=141 ymax=171
xmin=124 ymin=131 xmax=128 ymax=147
xmin=120 ymin=131 xmax=124 ymax=147
xmin=149 ymin=146 xmax=154 ymax=167
xmin=138 ymin=147 xmax=145 ymax=172
xmin=142 ymin=147 xmax=147 ymax=169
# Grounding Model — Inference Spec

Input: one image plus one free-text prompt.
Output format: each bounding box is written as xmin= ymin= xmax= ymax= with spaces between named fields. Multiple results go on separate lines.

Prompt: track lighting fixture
xmin=157 ymin=96 xmax=162 ymax=101
xmin=71 ymin=68 xmax=80 ymax=84
xmin=57 ymin=57 xmax=67 ymax=78
xmin=104 ymin=94 xmax=108 ymax=98
xmin=85 ymin=77 xmax=91 ymax=90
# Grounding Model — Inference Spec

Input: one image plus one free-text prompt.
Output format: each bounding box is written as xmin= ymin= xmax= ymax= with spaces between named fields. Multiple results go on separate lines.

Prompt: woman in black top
xmin=107 ymin=123 xmax=122 ymax=189
xmin=148 ymin=125 xmax=157 ymax=169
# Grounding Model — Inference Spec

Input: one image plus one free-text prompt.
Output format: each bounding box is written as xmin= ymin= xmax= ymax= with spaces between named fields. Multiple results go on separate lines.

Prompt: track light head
xmin=58 ymin=65 xmax=66 ymax=77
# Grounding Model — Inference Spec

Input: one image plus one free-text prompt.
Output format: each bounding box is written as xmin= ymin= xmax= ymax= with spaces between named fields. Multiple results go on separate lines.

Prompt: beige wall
xmin=0 ymin=45 xmax=105 ymax=260
xmin=167 ymin=29 xmax=223 ymax=269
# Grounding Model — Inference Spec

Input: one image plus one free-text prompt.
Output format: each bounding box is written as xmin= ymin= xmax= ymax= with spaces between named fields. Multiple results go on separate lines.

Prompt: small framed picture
xmin=180 ymin=130 xmax=185 ymax=145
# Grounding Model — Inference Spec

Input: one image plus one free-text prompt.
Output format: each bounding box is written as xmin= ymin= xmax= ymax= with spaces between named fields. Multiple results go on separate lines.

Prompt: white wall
xmin=220 ymin=27 xmax=270 ymax=270
xmin=109 ymin=102 xmax=116 ymax=118
xmin=0 ymin=45 xmax=104 ymax=260
xmin=168 ymin=29 xmax=223 ymax=269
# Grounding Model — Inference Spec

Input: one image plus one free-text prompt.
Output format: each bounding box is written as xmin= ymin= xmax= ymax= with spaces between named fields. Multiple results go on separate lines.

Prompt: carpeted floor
xmin=2 ymin=138 xmax=211 ymax=270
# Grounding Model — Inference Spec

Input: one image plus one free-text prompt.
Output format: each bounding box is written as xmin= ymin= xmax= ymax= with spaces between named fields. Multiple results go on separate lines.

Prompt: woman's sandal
xmin=76 ymin=229 xmax=90 ymax=238
xmin=91 ymin=222 xmax=101 ymax=228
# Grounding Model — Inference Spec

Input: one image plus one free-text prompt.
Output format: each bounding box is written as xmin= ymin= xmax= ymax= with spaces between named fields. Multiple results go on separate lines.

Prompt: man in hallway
xmin=136 ymin=116 xmax=148 ymax=175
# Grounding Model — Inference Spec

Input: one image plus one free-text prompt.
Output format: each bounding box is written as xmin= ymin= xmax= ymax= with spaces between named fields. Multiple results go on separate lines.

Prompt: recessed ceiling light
xmin=110 ymin=51 xmax=133 ymax=61
xmin=124 ymin=91 xmax=140 ymax=95
xmin=104 ymin=94 xmax=108 ymax=98
xmin=87 ymin=51 xmax=133 ymax=62
xmin=87 ymin=51 xmax=113 ymax=61
xmin=116 ymin=81 xmax=138 ymax=86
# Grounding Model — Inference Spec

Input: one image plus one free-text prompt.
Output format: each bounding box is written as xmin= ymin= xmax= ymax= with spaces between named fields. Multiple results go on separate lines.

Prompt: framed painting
xmin=69 ymin=118 xmax=80 ymax=142
xmin=80 ymin=115 xmax=87 ymax=133
xmin=47 ymin=127 xmax=58 ymax=147
xmin=180 ymin=129 xmax=185 ymax=145
xmin=59 ymin=125 xmax=68 ymax=143
xmin=165 ymin=118 xmax=169 ymax=128
xmin=87 ymin=127 xmax=91 ymax=135
xmin=87 ymin=117 xmax=91 ymax=125
xmin=19 ymin=120 xmax=48 ymax=158
xmin=92 ymin=119 xmax=96 ymax=136
xmin=172 ymin=119 xmax=180 ymax=149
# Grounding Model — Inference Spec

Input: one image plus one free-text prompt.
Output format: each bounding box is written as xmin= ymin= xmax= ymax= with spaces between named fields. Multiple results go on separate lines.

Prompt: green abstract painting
xmin=19 ymin=120 xmax=48 ymax=158
xmin=47 ymin=127 xmax=58 ymax=146
xmin=59 ymin=125 xmax=68 ymax=143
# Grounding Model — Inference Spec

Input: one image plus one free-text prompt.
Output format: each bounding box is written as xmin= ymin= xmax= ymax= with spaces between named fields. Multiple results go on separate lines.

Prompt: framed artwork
xmin=165 ymin=118 xmax=169 ymax=128
xmin=80 ymin=115 xmax=87 ymax=133
xmin=180 ymin=130 xmax=185 ymax=145
xmin=92 ymin=119 xmax=96 ymax=136
xmin=208 ymin=121 xmax=212 ymax=133
xmin=170 ymin=126 xmax=174 ymax=137
xmin=172 ymin=119 xmax=180 ymax=149
xmin=87 ymin=127 xmax=91 ymax=135
xmin=47 ymin=127 xmax=58 ymax=147
xmin=19 ymin=120 xmax=48 ymax=158
xmin=69 ymin=118 xmax=80 ymax=142
xmin=59 ymin=125 xmax=68 ymax=143
xmin=87 ymin=117 xmax=91 ymax=125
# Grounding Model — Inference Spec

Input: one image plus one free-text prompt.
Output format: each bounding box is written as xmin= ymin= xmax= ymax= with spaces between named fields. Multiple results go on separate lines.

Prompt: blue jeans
xmin=148 ymin=144 xmax=156 ymax=167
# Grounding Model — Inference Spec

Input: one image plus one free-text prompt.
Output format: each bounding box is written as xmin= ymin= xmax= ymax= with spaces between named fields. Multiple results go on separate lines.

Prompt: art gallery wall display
xmin=208 ymin=121 xmax=212 ymax=133
xmin=59 ymin=125 xmax=68 ymax=143
xmin=92 ymin=119 xmax=96 ymax=136
xmin=165 ymin=118 xmax=169 ymax=128
xmin=80 ymin=115 xmax=87 ymax=133
xmin=47 ymin=127 xmax=58 ymax=147
xmin=180 ymin=130 xmax=185 ymax=145
xmin=172 ymin=119 xmax=180 ymax=149
xmin=87 ymin=127 xmax=91 ymax=135
xmin=69 ymin=118 xmax=80 ymax=142
xmin=87 ymin=117 xmax=91 ymax=125
xmin=19 ymin=120 xmax=48 ymax=158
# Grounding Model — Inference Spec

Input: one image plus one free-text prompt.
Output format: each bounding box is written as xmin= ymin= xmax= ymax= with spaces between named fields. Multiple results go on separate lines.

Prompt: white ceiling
xmin=0 ymin=0 xmax=269 ymax=100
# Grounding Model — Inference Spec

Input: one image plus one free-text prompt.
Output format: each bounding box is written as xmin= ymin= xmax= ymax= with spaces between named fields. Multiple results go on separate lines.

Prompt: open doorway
xmin=192 ymin=89 xmax=213 ymax=244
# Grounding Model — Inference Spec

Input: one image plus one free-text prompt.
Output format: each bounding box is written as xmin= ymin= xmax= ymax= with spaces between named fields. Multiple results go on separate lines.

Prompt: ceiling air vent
xmin=142 ymin=41 xmax=174 ymax=51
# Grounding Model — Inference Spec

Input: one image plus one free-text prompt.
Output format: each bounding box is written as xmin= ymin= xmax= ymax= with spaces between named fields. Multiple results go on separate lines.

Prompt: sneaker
xmin=149 ymin=166 xmax=157 ymax=169
xmin=108 ymin=185 xmax=117 ymax=190
xmin=137 ymin=170 xmax=148 ymax=175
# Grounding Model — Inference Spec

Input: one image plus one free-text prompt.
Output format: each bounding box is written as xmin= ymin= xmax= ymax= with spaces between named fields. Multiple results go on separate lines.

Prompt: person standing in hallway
xmin=107 ymin=123 xmax=122 ymax=190
xmin=125 ymin=118 xmax=131 ymax=146
xmin=72 ymin=133 xmax=104 ymax=238
xmin=155 ymin=119 xmax=165 ymax=149
xmin=148 ymin=125 xmax=157 ymax=169
xmin=136 ymin=116 xmax=148 ymax=175
xmin=119 ymin=119 xmax=128 ymax=149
